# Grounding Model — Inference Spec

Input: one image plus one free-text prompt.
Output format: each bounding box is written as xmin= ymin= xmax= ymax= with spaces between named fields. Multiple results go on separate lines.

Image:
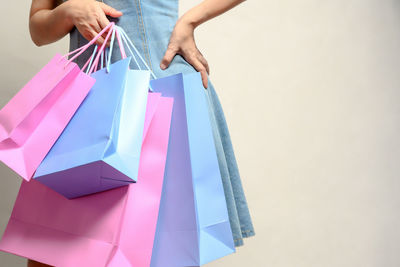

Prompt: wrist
xmin=178 ymin=14 xmax=199 ymax=30
xmin=179 ymin=2 xmax=209 ymax=29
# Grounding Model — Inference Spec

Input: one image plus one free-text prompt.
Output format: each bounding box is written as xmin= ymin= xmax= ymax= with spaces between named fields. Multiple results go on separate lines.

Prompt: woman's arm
xmin=160 ymin=0 xmax=245 ymax=88
xmin=29 ymin=0 xmax=122 ymax=46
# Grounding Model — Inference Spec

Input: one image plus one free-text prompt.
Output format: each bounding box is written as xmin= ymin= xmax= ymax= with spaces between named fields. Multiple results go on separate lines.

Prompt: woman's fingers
xmin=199 ymin=70 xmax=209 ymax=89
xmin=97 ymin=14 xmax=110 ymax=34
xmin=97 ymin=14 xmax=112 ymax=46
xmin=197 ymin=53 xmax=210 ymax=74
xmin=159 ymin=20 xmax=209 ymax=88
xmin=160 ymin=46 xmax=177 ymax=70
xmin=96 ymin=3 xmax=118 ymax=46
xmin=81 ymin=28 xmax=98 ymax=44
xmin=82 ymin=28 xmax=110 ymax=47
xmin=185 ymin=53 xmax=209 ymax=88
xmin=89 ymin=27 xmax=108 ymax=47
xmin=68 ymin=0 xmax=121 ymax=46
xmin=99 ymin=3 xmax=123 ymax=18
xmin=161 ymin=44 xmax=209 ymax=88
xmin=91 ymin=26 xmax=107 ymax=47
xmin=95 ymin=35 xmax=107 ymax=47
xmin=90 ymin=20 xmax=102 ymax=34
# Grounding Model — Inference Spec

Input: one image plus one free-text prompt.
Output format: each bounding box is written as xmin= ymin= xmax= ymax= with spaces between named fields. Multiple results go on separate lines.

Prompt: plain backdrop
xmin=1 ymin=0 xmax=400 ymax=266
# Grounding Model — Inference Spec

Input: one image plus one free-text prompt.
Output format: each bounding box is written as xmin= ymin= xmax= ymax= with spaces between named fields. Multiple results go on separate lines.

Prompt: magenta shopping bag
xmin=0 ymin=54 xmax=95 ymax=180
xmin=0 ymin=93 xmax=173 ymax=267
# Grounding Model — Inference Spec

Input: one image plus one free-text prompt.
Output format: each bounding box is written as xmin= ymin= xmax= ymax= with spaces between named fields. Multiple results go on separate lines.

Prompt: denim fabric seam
xmin=133 ymin=0 xmax=146 ymax=66
xmin=137 ymin=0 xmax=154 ymax=71
xmin=134 ymin=0 xmax=153 ymax=71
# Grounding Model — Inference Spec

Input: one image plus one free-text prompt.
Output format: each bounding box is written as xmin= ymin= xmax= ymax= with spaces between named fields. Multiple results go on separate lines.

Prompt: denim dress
xmin=68 ymin=0 xmax=254 ymax=247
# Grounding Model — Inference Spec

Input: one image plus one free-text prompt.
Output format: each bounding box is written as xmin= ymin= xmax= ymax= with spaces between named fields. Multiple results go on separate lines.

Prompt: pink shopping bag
xmin=0 ymin=92 xmax=173 ymax=267
xmin=0 ymin=22 xmax=119 ymax=181
xmin=0 ymin=54 xmax=95 ymax=180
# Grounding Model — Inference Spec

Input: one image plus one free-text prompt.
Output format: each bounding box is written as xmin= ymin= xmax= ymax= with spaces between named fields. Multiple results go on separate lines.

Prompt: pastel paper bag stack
xmin=0 ymin=92 xmax=174 ymax=267
xmin=0 ymin=22 xmax=239 ymax=267
xmin=34 ymin=57 xmax=150 ymax=198
xmin=0 ymin=54 xmax=95 ymax=180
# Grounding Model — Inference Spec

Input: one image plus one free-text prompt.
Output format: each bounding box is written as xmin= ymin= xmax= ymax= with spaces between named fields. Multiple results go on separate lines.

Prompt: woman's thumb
xmin=160 ymin=47 xmax=176 ymax=70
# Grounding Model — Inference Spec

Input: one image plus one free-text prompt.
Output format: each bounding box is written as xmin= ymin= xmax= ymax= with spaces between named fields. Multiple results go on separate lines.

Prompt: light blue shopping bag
xmin=150 ymin=72 xmax=235 ymax=267
xmin=34 ymin=57 xmax=151 ymax=199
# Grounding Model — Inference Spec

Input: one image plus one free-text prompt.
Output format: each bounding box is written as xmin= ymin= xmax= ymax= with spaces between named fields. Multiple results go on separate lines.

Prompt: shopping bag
xmin=0 ymin=92 xmax=173 ymax=267
xmin=150 ymin=72 xmax=235 ymax=267
xmin=33 ymin=56 xmax=151 ymax=198
xmin=0 ymin=23 xmax=123 ymax=183
xmin=0 ymin=53 xmax=95 ymax=181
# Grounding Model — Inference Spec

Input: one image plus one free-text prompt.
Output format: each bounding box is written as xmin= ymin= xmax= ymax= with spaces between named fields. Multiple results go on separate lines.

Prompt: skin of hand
xmin=160 ymin=18 xmax=210 ymax=88
xmin=29 ymin=0 xmax=122 ymax=46
xmin=63 ymin=0 xmax=122 ymax=45
xmin=160 ymin=0 xmax=245 ymax=89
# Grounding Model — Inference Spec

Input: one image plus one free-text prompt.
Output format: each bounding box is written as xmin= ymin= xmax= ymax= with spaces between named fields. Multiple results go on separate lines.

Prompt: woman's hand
xmin=29 ymin=0 xmax=122 ymax=46
xmin=159 ymin=0 xmax=246 ymax=89
xmin=160 ymin=18 xmax=210 ymax=88
xmin=64 ymin=0 xmax=122 ymax=46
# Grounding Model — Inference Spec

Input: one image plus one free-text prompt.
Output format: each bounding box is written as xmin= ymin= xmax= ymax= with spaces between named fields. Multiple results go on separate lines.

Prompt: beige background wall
xmin=1 ymin=0 xmax=400 ymax=266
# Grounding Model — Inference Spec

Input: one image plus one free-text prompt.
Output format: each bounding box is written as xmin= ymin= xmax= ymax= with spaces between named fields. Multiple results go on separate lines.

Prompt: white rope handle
xmin=115 ymin=26 xmax=157 ymax=79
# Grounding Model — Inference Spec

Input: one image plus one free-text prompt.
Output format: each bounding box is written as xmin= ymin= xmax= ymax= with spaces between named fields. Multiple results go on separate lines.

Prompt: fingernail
xmin=160 ymin=63 xmax=165 ymax=70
